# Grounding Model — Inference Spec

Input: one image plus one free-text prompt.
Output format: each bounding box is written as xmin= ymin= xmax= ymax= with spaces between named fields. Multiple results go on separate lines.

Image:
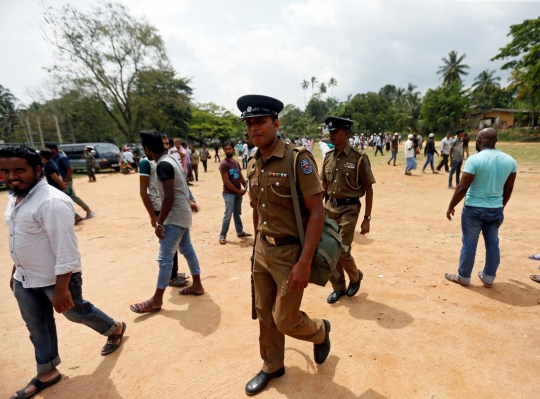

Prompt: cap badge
xmin=247 ymin=106 xmax=252 ymax=112
xmin=329 ymin=121 xmax=332 ymax=126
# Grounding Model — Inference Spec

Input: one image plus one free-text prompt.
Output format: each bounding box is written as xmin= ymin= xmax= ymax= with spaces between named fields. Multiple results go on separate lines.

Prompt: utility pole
xmin=18 ymin=114 xmax=30 ymax=144
xmin=53 ymin=115 xmax=63 ymax=144
xmin=25 ymin=118 xmax=35 ymax=148
xmin=36 ymin=116 xmax=45 ymax=148
xmin=67 ymin=118 xmax=76 ymax=143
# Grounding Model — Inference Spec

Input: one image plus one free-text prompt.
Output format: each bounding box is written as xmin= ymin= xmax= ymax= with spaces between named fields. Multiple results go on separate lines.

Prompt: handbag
xmin=286 ymin=148 xmax=348 ymax=287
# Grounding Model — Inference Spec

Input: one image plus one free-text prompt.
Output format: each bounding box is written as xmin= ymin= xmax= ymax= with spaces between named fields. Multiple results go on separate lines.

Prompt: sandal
xmin=101 ymin=322 xmax=126 ymax=356
xmin=444 ymin=273 xmax=469 ymax=286
xmin=477 ymin=272 xmax=492 ymax=288
xmin=179 ymin=286 xmax=204 ymax=296
xmin=10 ymin=374 xmax=62 ymax=399
xmin=237 ymin=232 xmax=253 ymax=238
xmin=528 ymin=254 xmax=540 ymax=261
xmin=169 ymin=273 xmax=190 ymax=287
xmin=129 ymin=300 xmax=161 ymax=314
xmin=530 ymin=275 xmax=540 ymax=284
xmin=219 ymin=237 xmax=226 ymax=245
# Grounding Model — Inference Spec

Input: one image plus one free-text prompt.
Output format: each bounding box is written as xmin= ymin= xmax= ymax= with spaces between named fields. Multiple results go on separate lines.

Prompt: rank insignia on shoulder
xmin=343 ymin=162 xmax=355 ymax=169
xmin=300 ymin=158 xmax=313 ymax=174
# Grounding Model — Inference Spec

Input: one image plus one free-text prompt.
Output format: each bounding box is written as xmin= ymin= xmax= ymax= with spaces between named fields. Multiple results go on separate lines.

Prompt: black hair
xmin=456 ymin=129 xmax=465 ymax=134
xmin=0 ymin=145 xmax=43 ymax=175
xmin=223 ymin=141 xmax=234 ymax=149
xmin=140 ymin=131 xmax=165 ymax=154
xmin=44 ymin=143 xmax=58 ymax=151
xmin=169 ymin=139 xmax=174 ymax=147
xmin=39 ymin=149 xmax=53 ymax=160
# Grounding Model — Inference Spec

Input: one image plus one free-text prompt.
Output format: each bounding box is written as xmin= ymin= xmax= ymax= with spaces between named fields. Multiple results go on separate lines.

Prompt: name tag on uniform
xmin=343 ymin=162 xmax=355 ymax=169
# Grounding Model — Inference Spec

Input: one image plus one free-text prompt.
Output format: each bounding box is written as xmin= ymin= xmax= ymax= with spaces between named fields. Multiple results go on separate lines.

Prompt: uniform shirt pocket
xmin=267 ymin=177 xmax=291 ymax=203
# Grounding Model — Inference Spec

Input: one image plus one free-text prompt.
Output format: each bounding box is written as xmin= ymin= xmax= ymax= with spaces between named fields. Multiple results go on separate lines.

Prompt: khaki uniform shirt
xmin=247 ymin=137 xmax=323 ymax=238
xmin=320 ymin=143 xmax=376 ymax=202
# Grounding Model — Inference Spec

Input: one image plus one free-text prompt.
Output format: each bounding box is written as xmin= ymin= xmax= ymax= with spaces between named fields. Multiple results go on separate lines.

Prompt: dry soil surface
xmin=1 ymin=144 xmax=539 ymax=399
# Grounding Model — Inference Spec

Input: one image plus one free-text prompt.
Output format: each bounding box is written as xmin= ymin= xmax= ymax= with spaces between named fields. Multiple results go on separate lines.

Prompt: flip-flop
xmin=219 ymin=237 xmax=226 ymax=245
xmin=10 ymin=374 xmax=62 ymax=399
xmin=101 ymin=322 xmax=127 ymax=356
xmin=129 ymin=300 xmax=161 ymax=314
xmin=86 ymin=211 xmax=96 ymax=219
xmin=444 ymin=273 xmax=469 ymax=286
xmin=530 ymin=275 xmax=540 ymax=284
xmin=179 ymin=286 xmax=204 ymax=296
xmin=169 ymin=275 xmax=190 ymax=287
xmin=528 ymin=254 xmax=540 ymax=261
xmin=478 ymin=271 xmax=492 ymax=288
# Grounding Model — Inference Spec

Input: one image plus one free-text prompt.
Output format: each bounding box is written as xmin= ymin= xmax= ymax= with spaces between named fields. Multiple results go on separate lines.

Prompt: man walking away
xmin=448 ymin=129 xmax=464 ymax=189
xmin=444 ymin=128 xmax=517 ymax=288
xmin=1 ymin=146 xmax=125 ymax=399
xmin=200 ymin=144 xmax=210 ymax=172
xmin=404 ymin=134 xmax=417 ymax=175
xmin=412 ymin=134 xmax=419 ymax=159
xmin=190 ymin=145 xmax=200 ymax=181
xmin=242 ymin=138 xmax=250 ymax=169
xmin=436 ymin=132 xmax=452 ymax=172
xmin=462 ymin=132 xmax=470 ymax=160
xmin=387 ymin=133 xmax=399 ymax=166
xmin=214 ymin=143 xmax=221 ymax=162
xmin=374 ymin=133 xmax=384 ymax=156
xmin=218 ymin=141 xmax=252 ymax=245
xmin=45 ymin=143 xmax=95 ymax=219
xmin=83 ymin=147 xmax=96 ymax=182
xmin=422 ymin=133 xmax=439 ymax=174
xmin=130 ymin=131 xmax=204 ymax=314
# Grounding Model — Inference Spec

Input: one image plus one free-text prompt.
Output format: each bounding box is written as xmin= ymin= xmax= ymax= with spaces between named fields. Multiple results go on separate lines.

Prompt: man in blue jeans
xmin=130 ymin=131 xmax=204 ymax=314
xmin=444 ymin=128 xmax=517 ymax=288
xmin=0 ymin=146 xmax=125 ymax=399
xmin=218 ymin=141 xmax=252 ymax=245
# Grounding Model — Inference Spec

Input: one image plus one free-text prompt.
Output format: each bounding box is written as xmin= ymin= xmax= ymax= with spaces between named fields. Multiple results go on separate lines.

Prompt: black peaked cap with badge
xmin=324 ymin=116 xmax=354 ymax=132
xmin=237 ymin=95 xmax=284 ymax=121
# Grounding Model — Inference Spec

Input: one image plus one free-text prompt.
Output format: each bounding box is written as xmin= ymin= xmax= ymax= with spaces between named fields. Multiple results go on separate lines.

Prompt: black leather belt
xmin=261 ymin=235 xmax=300 ymax=246
xmin=325 ymin=196 xmax=360 ymax=206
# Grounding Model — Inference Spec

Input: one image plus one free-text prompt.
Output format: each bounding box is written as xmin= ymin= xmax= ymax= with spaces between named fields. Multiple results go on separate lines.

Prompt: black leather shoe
xmin=347 ymin=271 xmax=363 ymax=297
xmin=314 ymin=319 xmax=331 ymax=364
xmin=327 ymin=291 xmax=346 ymax=304
xmin=245 ymin=367 xmax=285 ymax=395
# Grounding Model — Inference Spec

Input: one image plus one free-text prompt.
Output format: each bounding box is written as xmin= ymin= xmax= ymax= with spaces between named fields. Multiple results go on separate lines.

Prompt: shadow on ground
xmin=331 ymin=293 xmax=414 ymax=329
xmin=467 ymin=279 xmax=540 ymax=307
xmin=353 ymin=232 xmax=374 ymax=246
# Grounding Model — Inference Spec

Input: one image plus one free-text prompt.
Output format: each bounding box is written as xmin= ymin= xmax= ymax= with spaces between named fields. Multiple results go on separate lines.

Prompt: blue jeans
xmin=220 ymin=193 xmax=243 ymax=238
xmin=388 ymin=151 xmax=397 ymax=165
xmin=423 ymin=153 xmax=435 ymax=171
xmin=157 ymin=224 xmax=200 ymax=289
xmin=458 ymin=206 xmax=504 ymax=285
xmin=13 ymin=273 xmax=118 ymax=374
xmin=449 ymin=160 xmax=463 ymax=187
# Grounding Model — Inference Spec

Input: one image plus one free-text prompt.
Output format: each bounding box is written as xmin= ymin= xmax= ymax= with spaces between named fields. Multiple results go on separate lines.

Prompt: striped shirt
xmin=5 ymin=179 xmax=81 ymax=288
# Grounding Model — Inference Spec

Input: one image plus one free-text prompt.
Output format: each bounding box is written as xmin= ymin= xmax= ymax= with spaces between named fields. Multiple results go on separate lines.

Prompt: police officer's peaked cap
xmin=237 ymin=95 xmax=284 ymax=121
xmin=324 ymin=116 xmax=354 ymax=132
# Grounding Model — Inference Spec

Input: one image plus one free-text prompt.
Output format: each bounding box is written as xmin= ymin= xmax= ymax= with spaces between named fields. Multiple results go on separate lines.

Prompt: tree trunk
xmin=531 ymin=94 xmax=536 ymax=128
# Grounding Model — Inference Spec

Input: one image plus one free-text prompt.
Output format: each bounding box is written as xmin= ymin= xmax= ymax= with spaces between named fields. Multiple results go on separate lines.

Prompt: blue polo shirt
xmin=52 ymin=152 xmax=72 ymax=181
xmin=463 ymin=149 xmax=517 ymax=208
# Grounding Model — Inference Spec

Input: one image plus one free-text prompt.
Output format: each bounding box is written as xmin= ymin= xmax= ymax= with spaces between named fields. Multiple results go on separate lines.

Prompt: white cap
xmin=408 ymin=134 xmax=414 ymax=139
xmin=429 ymin=133 xmax=434 ymax=138
xmin=394 ymin=132 xmax=399 ymax=136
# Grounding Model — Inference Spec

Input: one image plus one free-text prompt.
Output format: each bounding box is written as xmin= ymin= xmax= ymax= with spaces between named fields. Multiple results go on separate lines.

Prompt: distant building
xmin=467 ymin=107 xmax=532 ymax=129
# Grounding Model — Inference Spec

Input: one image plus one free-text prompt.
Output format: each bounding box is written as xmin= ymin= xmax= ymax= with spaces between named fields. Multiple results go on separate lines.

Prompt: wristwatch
xmin=364 ymin=215 xmax=371 ymax=220
xmin=156 ymin=223 xmax=164 ymax=230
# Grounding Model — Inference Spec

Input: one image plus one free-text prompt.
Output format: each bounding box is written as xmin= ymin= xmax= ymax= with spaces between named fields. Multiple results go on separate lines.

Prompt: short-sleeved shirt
xmin=247 ymin=137 xmax=323 ymax=238
xmin=391 ymin=138 xmax=399 ymax=152
xmin=123 ymin=151 xmax=134 ymax=163
xmin=155 ymin=155 xmax=192 ymax=228
xmin=463 ymin=149 xmax=517 ymax=208
xmin=450 ymin=139 xmax=463 ymax=162
xmin=462 ymin=136 xmax=470 ymax=148
xmin=219 ymin=158 xmax=242 ymax=195
xmin=191 ymin=150 xmax=200 ymax=165
xmin=200 ymin=148 xmax=210 ymax=161
xmin=84 ymin=152 xmax=95 ymax=166
xmin=139 ymin=157 xmax=162 ymax=212
xmin=405 ymin=139 xmax=415 ymax=158
xmin=320 ymin=143 xmax=376 ymax=206
xmin=43 ymin=161 xmax=64 ymax=192
xmin=52 ymin=152 xmax=71 ymax=181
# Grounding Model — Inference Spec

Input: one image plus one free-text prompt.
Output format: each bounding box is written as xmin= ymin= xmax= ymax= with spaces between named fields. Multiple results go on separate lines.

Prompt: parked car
xmin=58 ymin=143 xmax=121 ymax=172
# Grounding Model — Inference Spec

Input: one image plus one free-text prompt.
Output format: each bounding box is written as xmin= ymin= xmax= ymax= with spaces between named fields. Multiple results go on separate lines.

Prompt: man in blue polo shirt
xmin=444 ymin=128 xmax=517 ymax=288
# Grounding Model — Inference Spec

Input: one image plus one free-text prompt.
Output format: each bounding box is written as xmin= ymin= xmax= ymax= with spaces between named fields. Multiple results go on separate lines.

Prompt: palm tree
xmin=301 ymin=80 xmax=309 ymax=107
xmin=437 ymin=51 xmax=470 ymax=84
xmin=310 ymin=76 xmax=318 ymax=98
xmin=508 ymin=68 xmax=537 ymax=128
xmin=472 ymin=70 xmax=501 ymax=92
xmin=319 ymin=82 xmax=327 ymax=99
xmin=328 ymin=77 xmax=337 ymax=98
xmin=391 ymin=87 xmax=406 ymax=105
xmin=0 ymin=86 xmax=22 ymax=141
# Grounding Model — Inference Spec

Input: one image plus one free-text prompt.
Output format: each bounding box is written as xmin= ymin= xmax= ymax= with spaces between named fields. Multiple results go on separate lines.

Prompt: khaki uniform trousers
xmin=325 ymin=203 xmax=362 ymax=292
xmin=254 ymin=238 xmax=325 ymax=373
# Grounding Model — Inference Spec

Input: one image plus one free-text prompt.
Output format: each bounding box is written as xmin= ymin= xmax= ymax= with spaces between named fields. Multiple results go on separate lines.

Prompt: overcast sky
xmin=1 ymin=0 xmax=539 ymax=114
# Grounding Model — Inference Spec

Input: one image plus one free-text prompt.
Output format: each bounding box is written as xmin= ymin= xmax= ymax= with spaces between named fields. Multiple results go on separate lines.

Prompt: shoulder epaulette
xmin=351 ymin=147 xmax=364 ymax=156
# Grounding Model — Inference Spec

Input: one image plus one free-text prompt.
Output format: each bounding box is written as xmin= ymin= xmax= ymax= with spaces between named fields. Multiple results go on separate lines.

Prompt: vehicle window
xmin=60 ymin=145 xmax=85 ymax=161
xmin=95 ymin=144 xmax=120 ymax=157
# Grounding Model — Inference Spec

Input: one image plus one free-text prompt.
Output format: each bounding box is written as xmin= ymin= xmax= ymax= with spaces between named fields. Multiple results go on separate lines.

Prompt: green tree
xmin=508 ymin=68 xmax=537 ymax=127
xmin=420 ymin=81 xmax=469 ymax=131
xmin=0 ymin=85 xmax=23 ymax=141
xmin=472 ymin=70 xmax=501 ymax=92
xmin=41 ymin=1 xmax=189 ymax=142
xmin=328 ymin=77 xmax=337 ymax=98
xmin=310 ymin=76 xmax=318 ymax=98
xmin=319 ymin=82 xmax=327 ymax=99
xmin=437 ymin=51 xmax=471 ymax=84
xmin=301 ymin=80 xmax=309 ymax=106
xmin=188 ymin=103 xmax=243 ymax=143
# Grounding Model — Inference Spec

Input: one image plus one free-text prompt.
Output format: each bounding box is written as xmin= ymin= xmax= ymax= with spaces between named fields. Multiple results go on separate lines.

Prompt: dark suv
xmin=59 ymin=143 xmax=121 ymax=172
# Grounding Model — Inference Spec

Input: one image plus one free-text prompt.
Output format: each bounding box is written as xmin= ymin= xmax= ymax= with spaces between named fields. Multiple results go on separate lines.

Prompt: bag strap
xmin=287 ymin=148 xmax=305 ymax=247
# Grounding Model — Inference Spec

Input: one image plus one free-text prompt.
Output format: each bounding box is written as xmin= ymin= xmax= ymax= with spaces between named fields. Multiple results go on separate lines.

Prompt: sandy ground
xmin=1 ymin=144 xmax=539 ymax=399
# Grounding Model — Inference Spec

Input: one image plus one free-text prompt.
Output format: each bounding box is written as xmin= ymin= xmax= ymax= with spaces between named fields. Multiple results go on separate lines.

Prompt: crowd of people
xmin=0 ymin=91 xmax=532 ymax=398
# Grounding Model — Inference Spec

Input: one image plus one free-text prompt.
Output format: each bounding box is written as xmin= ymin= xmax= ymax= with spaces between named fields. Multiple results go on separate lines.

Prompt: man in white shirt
xmin=404 ymin=134 xmax=417 ymax=175
xmin=1 ymin=146 xmax=125 ymax=399
xmin=242 ymin=140 xmax=250 ymax=169
xmin=436 ymin=132 xmax=453 ymax=172
xmin=123 ymin=147 xmax=137 ymax=172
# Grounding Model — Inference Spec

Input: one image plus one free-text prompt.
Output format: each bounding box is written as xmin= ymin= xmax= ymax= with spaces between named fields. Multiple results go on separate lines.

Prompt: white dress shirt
xmin=440 ymin=137 xmax=453 ymax=155
xmin=5 ymin=179 xmax=81 ymax=288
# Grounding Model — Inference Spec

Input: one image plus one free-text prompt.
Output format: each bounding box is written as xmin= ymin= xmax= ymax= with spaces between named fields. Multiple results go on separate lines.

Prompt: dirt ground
xmin=1 ymin=143 xmax=539 ymax=399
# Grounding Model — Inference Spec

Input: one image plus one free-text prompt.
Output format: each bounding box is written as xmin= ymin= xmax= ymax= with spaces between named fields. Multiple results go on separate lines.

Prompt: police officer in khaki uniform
xmin=321 ymin=116 xmax=376 ymax=304
xmin=240 ymin=95 xmax=331 ymax=396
